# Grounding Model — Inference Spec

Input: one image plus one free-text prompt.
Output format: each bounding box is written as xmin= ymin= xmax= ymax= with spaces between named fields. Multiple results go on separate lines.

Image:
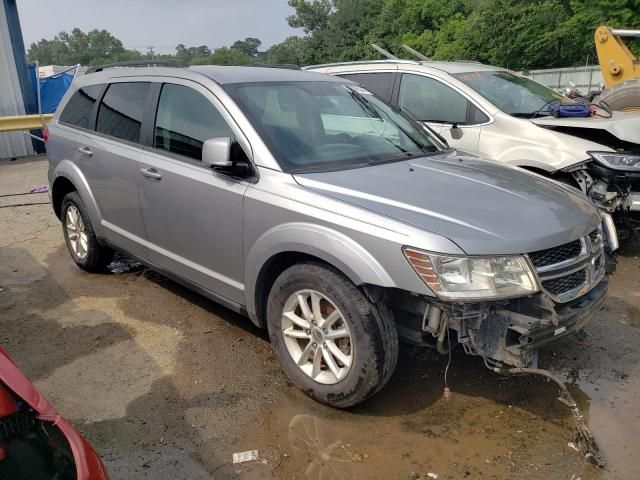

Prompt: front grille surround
xmin=527 ymin=228 xmax=605 ymax=303
xmin=529 ymin=239 xmax=583 ymax=269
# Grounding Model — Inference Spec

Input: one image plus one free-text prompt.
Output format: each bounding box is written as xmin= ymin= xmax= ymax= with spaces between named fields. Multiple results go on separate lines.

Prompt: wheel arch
xmin=50 ymin=161 xmax=104 ymax=237
xmin=245 ymin=223 xmax=396 ymax=328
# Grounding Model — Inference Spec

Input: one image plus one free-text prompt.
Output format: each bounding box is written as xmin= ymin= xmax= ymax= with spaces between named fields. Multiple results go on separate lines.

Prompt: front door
xmin=138 ymin=81 xmax=249 ymax=304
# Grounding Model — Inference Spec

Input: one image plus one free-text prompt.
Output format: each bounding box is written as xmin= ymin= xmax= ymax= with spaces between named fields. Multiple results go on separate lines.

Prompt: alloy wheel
xmin=281 ymin=289 xmax=354 ymax=385
xmin=65 ymin=206 xmax=88 ymax=260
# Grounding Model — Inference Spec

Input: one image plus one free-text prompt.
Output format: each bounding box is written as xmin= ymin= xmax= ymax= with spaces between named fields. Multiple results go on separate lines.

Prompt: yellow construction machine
xmin=594 ymin=26 xmax=640 ymax=111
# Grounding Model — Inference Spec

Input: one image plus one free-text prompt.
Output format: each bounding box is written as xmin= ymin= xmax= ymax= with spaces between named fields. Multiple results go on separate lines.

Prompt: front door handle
xmin=78 ymin=146 xmax=93 ymax=157
xmin=140 ymin=168 xmax=162 ymax=180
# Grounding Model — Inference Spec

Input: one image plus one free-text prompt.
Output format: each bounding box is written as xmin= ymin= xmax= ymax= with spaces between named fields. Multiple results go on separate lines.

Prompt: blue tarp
xmin=28 ymin=64 xmax=76 ymax=114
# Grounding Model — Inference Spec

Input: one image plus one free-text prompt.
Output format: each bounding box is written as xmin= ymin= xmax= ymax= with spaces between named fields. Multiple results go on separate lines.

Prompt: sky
xmin=17 ymin=0 xmax=303 ymax=54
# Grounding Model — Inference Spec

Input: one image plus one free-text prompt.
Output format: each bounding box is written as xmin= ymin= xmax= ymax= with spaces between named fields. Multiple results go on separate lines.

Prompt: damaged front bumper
xmin=390 ymin=276 xmax=608 ymax=368
xmin=469 ymin=277 xmax=608 ymax=367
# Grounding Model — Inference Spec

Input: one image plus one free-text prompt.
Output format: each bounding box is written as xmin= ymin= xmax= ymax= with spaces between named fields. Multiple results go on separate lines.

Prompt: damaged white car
xmin=308 ymin=60 xmax=640 ymax=243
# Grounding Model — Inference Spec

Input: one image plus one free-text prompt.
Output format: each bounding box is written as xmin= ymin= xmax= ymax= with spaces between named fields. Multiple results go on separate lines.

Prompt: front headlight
xmin=588 ymin=151 xmax=640 ymax=171
xmin=403 ymin=247 xmax=539 ymax=300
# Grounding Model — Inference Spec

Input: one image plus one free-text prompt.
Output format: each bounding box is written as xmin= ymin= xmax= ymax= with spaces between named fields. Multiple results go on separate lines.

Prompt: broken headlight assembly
xmin=403 ymin=247 xmax=539 ymax=300
xmin=587 ymin=151 xmax=640 ymax=171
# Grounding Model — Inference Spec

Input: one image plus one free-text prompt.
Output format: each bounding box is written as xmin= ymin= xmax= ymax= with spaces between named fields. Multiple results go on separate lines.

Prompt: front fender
xmin=244 ymin=222 xmax=395 ymax=322
xmin=52 ymin=160 xmax=104 ymax=238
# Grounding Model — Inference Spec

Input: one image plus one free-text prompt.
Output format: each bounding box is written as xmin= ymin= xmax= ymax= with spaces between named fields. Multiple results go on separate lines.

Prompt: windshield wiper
xmin=347 ymin=88 xmax=382 ymax=119
xmin=346 ymin=86 xmax=439 ymax=155
xmin=396 ymin=105 xmax=449 ymax=148
xmin=511 ymin=112 xmax=552 ymax=118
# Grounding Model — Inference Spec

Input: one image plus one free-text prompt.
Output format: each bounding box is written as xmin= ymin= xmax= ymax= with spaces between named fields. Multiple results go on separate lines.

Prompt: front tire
xmin=61 ymin=192 xmax=113 ymax=272
xmin=266 ymin=262 xmax=398 ymax=408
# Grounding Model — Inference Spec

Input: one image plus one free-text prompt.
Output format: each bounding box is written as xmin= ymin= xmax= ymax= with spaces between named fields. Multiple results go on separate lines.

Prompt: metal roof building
xmin=0 ymin=0 xmax=36 ymax=159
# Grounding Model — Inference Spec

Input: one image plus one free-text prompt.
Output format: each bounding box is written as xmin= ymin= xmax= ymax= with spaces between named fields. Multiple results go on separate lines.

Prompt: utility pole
xmin=146 ymin=46 xmax=155 ymax=59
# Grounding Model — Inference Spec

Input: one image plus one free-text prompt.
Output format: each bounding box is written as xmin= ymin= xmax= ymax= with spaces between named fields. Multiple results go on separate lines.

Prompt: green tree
xmin=231 ymin=37 xmax=262 ymax=57
xmin=265 ymin=36 xmax=308 ymax=64
xmin=28 ymin=28 xmax=143 ymax=66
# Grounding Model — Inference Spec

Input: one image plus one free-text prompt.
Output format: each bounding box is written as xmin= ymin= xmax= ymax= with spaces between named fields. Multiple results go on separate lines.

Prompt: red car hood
xmin=0 ymin=347 xmax=57 ymax=416
xmin=0 ymin=347 xmax=109 ymax=479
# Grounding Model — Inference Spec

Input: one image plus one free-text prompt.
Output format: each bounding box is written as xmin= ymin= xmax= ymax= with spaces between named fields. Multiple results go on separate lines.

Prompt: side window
xmin=338 ymin=73 xmax=394 ymax=102
xmin=399 ymin=74 xmax=477 ymax=125
xmin=59 ymin=85 xmax=103 ymax=129
xmin=154 ymin=84 xmax=233 ymax=161
xmin=470 ymin=103 xmax=490 ymax=124
xmin=96 ymin=82 xmax=151 ymax=143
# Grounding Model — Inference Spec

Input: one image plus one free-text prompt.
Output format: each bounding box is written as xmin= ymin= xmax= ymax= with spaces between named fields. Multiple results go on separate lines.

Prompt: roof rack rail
xmin=370 ymin=43 xmax=398 ymax=60
xmin=85 ymin=59 xmax=189 ymax=74
xmin=304 ymin=59 xmax=420 ymax=70
xmin=401 ymin=45 xmax=431 ymax=61
xmin=243 ymin=63 xmax=301 ymax=70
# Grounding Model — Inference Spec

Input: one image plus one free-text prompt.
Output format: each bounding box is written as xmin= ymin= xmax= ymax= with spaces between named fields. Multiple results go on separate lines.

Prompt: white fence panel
xmin=524 ymin=66 xmax=604 ymax=94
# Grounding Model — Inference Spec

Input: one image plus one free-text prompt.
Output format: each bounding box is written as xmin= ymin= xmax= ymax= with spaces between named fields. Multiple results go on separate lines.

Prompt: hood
xmin=532 ymin=111 xmax=640 ymax=146
xmin=0 ymin=347 xmax=57 ymax=416
xmin=294 ymin=151 xmax=600 ymax=255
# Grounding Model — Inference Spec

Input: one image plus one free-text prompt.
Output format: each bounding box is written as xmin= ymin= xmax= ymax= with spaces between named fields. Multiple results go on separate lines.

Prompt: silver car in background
xmin=46 ymin=64 xmax=608 ymax=407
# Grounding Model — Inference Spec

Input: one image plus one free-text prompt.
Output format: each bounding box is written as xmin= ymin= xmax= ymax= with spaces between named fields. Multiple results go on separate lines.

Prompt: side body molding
xmin=51 ymin=160 xmax=105 ymax=238
xmin=244 ymin=222 xmax=395 ymax=326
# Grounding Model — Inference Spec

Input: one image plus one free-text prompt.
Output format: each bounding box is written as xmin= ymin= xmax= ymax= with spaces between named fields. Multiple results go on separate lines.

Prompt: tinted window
xmin=470 ymin=103 xmax=490 ymax=124
xmin=154 ymin=84 xmax=233 ymax=161
xmin=96 ymin=82 xmax=150 ymax=143
xmin=59 ymin=85 xmax=103 ymax=128
xmin=338 ymin=73 xmax=394 ymax=102
xmin=399 ymin=74 xmax=472 ymax=124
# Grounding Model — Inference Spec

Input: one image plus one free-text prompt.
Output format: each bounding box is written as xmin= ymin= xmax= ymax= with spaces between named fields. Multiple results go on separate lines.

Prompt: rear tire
xmin=266 ymin=262 xmax=398 ymax=408
xmin=594 ymin=79 xmax=640 ymax=112
xmin=61 ymin=192 xmax=113 ymax=272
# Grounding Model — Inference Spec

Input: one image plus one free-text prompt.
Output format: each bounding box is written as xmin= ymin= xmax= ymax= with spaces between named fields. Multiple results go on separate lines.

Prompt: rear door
xmin=138 ymin=80 xmax=250 ymax=304
xmin=395 ymin=73 xmax=490 ymax=154
xmin=76 ymin=81 xmax=152 ymax=258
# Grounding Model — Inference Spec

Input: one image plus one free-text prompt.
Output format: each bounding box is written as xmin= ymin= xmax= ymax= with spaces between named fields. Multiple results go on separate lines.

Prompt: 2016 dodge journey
xmin=46 ymin=64 xmax=611 ymax=407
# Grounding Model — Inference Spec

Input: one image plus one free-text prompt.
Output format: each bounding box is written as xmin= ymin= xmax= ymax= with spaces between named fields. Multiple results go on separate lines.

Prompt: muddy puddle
xmin=106 ymin=253 xmax=144 ymax=275
xmin=219 ymin=348 xmax=613 ymax=480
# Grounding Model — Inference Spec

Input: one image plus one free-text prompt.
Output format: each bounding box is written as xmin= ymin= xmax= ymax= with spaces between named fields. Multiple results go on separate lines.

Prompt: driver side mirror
xmin=202 ymin=137 xmax=233 ymax=169
xmin=202 ymin=137 xmax=252 ymax=177
xmin=450 ymin=123 xmax=463 ymax=140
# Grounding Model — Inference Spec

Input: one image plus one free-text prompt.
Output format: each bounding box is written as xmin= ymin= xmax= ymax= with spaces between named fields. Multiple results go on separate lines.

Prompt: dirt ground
xmin=1 ymin=155 xmax=639 ymax=480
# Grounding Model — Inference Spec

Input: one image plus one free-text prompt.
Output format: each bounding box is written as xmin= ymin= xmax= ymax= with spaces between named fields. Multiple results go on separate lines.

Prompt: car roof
xmin=306 ymin=59 xmax=509 ymax=75
xmin=190 ymin=65 xmax=348 ymax=84
xmin=75 ymin=65 xmax=350 ymax=87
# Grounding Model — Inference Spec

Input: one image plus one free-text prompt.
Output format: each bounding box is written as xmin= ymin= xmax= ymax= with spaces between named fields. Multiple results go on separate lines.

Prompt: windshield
xmin=224 ymin=81 xmax=439 ymax=173
xmin=452 ymin=70 xmax=575 ymax=117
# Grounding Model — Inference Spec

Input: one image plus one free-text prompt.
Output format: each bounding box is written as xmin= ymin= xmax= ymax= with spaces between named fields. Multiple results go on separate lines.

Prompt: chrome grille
xmin=528 ymin=229 xmax=604 ymax=303
xmin=529 ymin=239 xmax=582 ymax=268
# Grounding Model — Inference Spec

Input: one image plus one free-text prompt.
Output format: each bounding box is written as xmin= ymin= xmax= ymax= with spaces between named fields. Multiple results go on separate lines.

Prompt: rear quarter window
xmin=96 ymin=82 xmax=151 ymax=143
xmin=58 ymin=85 xmax=103 ymax=129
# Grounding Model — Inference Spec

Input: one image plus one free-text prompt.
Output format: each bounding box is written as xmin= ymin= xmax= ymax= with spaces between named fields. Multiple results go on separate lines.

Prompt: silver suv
xmin=46 ymin=64 xmax=608 ymax=407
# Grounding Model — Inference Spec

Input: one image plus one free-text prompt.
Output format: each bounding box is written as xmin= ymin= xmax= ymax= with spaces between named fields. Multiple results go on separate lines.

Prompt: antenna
xmin=401 ymin=45 xmax=430 ymax=61
xmin=370 ymin=43 xmax=397 ymax=60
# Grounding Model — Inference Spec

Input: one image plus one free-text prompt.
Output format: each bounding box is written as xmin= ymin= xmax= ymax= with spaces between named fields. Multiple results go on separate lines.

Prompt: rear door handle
xmin=140 ymin=168 xmax=162 ymax=180
xmin=78 ymin=146 xmax=92 ymax=157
